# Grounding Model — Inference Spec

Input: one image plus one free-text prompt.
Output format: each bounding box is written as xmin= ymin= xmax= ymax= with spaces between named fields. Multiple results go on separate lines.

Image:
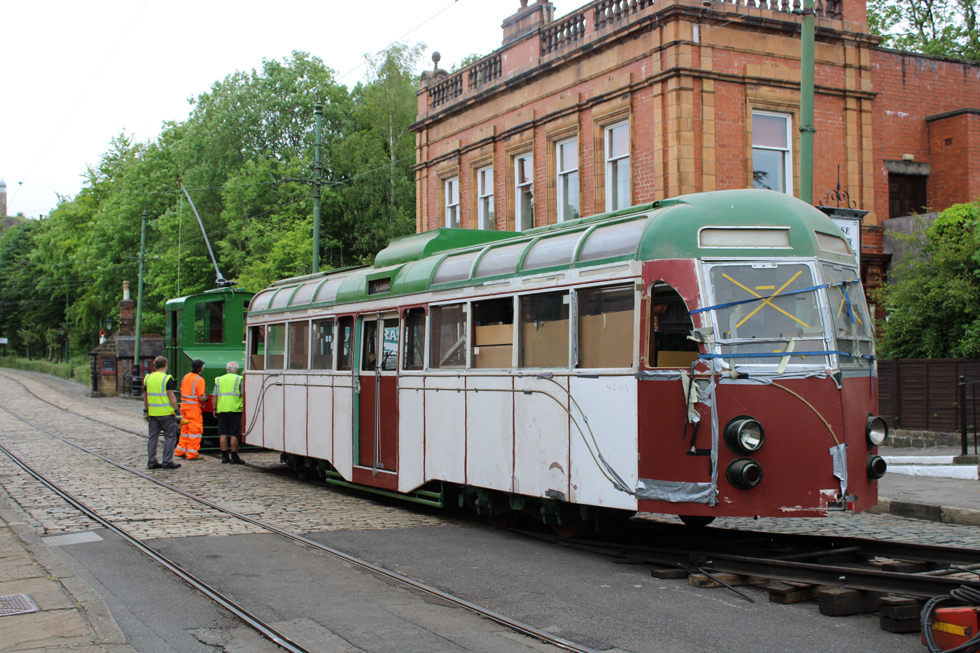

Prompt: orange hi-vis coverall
xmin=176 ymin=372 xmax=206 ymax=459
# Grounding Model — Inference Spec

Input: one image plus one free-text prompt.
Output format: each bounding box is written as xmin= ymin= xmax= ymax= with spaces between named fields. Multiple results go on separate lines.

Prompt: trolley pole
xmin=132 ymin=209 xmax=148 ymax=397
xmin=800 ymin=0 xmax=816 ymax=205
xmin=312 ymin=102 xmax=323 ymax=274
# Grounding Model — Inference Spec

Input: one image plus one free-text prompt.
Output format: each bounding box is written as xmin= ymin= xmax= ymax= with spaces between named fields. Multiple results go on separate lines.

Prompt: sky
xmin=3 ymin=0 xmax=563 ymax=220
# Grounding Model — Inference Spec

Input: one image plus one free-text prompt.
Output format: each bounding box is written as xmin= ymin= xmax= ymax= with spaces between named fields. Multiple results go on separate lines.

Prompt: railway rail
xmin=0 ymin=372 xmax=597 ymax=653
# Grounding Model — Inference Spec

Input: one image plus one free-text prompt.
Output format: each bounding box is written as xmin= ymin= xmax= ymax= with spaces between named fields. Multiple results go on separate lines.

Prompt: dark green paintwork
xmin=249 ymin=190 xmax=857 ymax=316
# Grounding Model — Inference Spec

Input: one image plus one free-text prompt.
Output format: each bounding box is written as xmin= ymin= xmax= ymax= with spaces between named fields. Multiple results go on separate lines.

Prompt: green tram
xmin=164 ymin=288 xmax=254 ymax=439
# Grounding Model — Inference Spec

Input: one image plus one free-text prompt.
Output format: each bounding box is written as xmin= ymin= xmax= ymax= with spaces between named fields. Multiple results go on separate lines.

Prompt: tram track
xmin=0 ymin=372 xmax=598 ymax=653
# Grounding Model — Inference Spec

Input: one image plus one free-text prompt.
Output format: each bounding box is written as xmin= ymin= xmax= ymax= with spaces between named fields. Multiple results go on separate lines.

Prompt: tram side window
xmin=578 ymin=285 xmax=634 ymax=368
xmin=311 ymin=319 xmax=334 ymax=370
xmin=362 ymin=320 xmax=379 ymax=371
xmin=287 ymin=321 xmax=309 ymax=370
xmin=520 ymin=291 xmax=569 ymax=368
xmin=381 ymin=318 xmax=399 ymax=371
xmin=473 ymin=298 xmax=513 ymax=369
xmin=248 ymin=326 xmax=265 ymax=370
xmin=194 ymin=301 xmax=224 ymax=344
xmin=403 ymin=309 xmax=426 ymax=371
xmin=337 ymin=317 xmax=355 ymax=371
xmin=265 ymin=324 xmax=286 ymax=369
xmin=647 ymin=283 xmax=698 ymax=368
xmin=431 ymin=304 xmax=467 ymax=369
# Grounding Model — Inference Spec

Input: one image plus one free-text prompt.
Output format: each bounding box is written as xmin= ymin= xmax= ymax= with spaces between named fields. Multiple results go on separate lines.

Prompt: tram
xmin=164 ymin=287 xmax=253 ymax=439
xmin=243 ymin=189 xmax=887 ymax=530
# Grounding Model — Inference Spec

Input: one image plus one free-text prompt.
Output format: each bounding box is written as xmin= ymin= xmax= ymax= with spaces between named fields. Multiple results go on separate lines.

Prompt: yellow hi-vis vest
xmin=144 ymin=371 xmax=175 ymax=416
xmin=215 ymin=373 xmax=243 ymax=413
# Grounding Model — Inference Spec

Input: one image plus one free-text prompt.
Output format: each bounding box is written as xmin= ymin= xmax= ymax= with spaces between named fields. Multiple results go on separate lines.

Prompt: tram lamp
xmin=723 ymin=416 xmax=765 ymax=454
xmin=867 ymin=454 xmax=887 ymax=480
xmin=866 ymin=414 xmax=888 ymax=447
xmin=726 ymin=458 xmax=764 ymax=490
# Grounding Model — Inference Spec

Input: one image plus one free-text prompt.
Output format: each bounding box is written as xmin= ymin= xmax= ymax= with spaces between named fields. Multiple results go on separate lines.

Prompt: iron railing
xmin=958 ymin=376 xmax=979 ymax=455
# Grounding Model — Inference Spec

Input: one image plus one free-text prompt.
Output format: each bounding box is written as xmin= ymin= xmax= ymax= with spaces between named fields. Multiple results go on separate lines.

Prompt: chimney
xmin=502 ymin=0 xmax=555 ymax=46
xmin=120 ymin=281 xmax=135 ymax=336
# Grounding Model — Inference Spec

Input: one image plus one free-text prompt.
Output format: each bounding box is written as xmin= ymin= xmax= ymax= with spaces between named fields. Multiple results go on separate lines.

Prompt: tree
xmin=876 ymin=201 xmax=980 ymax=358
xmin=868 ymin=0 xmax=980 ymax=60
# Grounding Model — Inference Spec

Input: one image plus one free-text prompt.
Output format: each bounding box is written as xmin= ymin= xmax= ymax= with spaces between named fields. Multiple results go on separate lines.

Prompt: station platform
xmin=873 ymin=446 xmax=980 ymax=526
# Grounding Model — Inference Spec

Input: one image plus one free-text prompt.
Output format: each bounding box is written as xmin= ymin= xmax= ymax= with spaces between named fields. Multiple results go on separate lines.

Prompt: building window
xmin=445 ymin=177 xmax=460 ymax=228
xmin=605 ymin=122 xmax=630 ymax=212
xmin=515 ymin=154 xmax=534 ymax=231
xmin=477 ymin=166 xmax=495 ymax=230
xmin=752 ymin=111 xmax=792 ymax=194
xmin=100 ymin=357 xmax=116 ymax=373
xmin=557 ymin=138 xmax=579 ymax=222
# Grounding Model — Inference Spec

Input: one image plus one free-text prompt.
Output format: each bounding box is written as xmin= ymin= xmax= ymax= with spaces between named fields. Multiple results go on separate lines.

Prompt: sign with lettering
xmin=0 ymin=338 xmax=7 ymax=345
xmin=830 ymin=217 xmax=861 ymax=270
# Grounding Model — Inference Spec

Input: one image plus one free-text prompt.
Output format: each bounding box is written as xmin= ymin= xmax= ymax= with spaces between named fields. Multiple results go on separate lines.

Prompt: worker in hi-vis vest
xmin=175 ymin=359 xmax=206 ymax=460
xmin=143 ymin=356 xmax=181 ymax=470
xmin=213 ymin=361 xmax=245 ymax=464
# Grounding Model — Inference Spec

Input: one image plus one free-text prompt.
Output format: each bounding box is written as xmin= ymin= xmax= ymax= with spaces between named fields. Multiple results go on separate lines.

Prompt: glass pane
xmin=434 ymin=251 xmax=480 ymax=284
xmin=250 ymin=290 xmax=275 ymax=311
xmin=382 ymin=318 xmax=399 ymax=371
xmin=287 ymin=322 xmax=309 ymax=370
xmin=289 ymin=280 xmax=319 ymax=307
xmin=561 ymin=170 xmax=579 ymax=221
xmin=608 ymin=123 xmax=629 ymax=159
xmin=753 ymin=113 xmax=788 ymax=149
xmin=523 ymin=232 xmax=580 ymax=271
xmin=311 ymin=319 xmax=334 ymax=370
xmin=249 ymin=326 xmax=266 ymax=370
xmin=709 ymin=264 xmax=823 ymax=340
xmin=265 ymin=324 xmax=285 ymax=369
xmin=447 ymin=206 xmax=460 ymax=229
xmin=752 ymin=148 xmax=785 ymax=192
xmin=520 ymin=291 xmax=569 ymax=368
xmin=473 ymin=298 xmax=513 ymax=368
xmin=816 ymin=232 xmax=851 ymax=255
xmin=362 ymin=320 xmax=379 ymax=371
xmin=431 ymin=304 xmax=467 ymax=368
xmin=474 ymin=242 xmax=527 ymax=279
xmin=578 ymin=285 xmax=634 ymax=368
xmin=559 ymin=139 xmax=577 ymax=172
xmin=270 ymin=288 xmax=295 ymax=309
xmin=578 ymin=219 xmax=646 ymax=263
xmin=337 ymin=317 xmax=354 ymax=370
xmin=518 ymin=185 xmax=534 ymax=229
xmin=315 ymin=278 xmax=346 ymax=304
xmin=700 ymin=228 xmax=791 ymax=248
xmin=194 ymin=301 xmax=224 ymax=344
xmin=517 ymin=156 xmax=533 ymax=185
xmin=822 ymin=263 xmax=873 ymax=340
xmin=403 ymin=309 xmax=426 ymax=370
xmin=609 ymin=158 xmax=630 ymax=211
xmin=479 ymin=167 xmax=492 ymax=195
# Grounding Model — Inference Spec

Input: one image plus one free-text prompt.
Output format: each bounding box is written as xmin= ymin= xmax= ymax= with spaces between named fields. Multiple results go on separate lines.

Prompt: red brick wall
xmin=928 ymin=112 xmax=980 ymax=210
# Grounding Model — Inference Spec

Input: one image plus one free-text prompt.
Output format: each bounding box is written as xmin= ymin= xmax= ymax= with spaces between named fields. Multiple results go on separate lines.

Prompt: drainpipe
xmin=800 ymin=0 xmax=815 ymax=205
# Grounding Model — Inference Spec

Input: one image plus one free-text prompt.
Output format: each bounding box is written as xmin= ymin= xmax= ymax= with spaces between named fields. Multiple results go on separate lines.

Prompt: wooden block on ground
xmin=650 ymin=567 xmax=688 ymax=580
xmin=688 ymin=572 xmax=767 ymax=588
xmin=819 ymin=588 xmax=880 ymax=616
xmin=880 ymin=616 xmax=922 ymax=633
xmin=767 ymin=581 xmax=819 ymax=604
xmin=879 ymin=596 xmax=923 ymax=620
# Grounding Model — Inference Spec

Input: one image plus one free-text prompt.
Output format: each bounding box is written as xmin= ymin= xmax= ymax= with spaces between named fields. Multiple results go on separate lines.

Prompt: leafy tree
xmin=868 ymin=0 xmax=980 ymax=60
xmin=876 ymin=201 xmax=980 ymax=358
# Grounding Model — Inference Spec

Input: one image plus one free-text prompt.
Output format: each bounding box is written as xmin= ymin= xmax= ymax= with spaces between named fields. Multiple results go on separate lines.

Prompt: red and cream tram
xmin=244 ymin=189 xmax=887 ymax=528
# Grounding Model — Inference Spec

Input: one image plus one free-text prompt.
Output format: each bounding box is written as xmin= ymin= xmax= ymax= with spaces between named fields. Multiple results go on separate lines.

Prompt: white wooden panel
xmin=262 ymin=377 xmax=284 ymax=452
xmin=243 ymin=374 xmax=264 ymax=447
xmin=332 ymin=376 xmax=354 ymax=481
xmin=568 ymin=376 xmax=638 ymax=510
xmin=283 ymin=377 xmax=308 ymax=456
xmin=307 ymin=375 xmax=334 ymax=462
xmin=514 ymin=376 xmax=570 ymax=499
xmin=425 ymin=376 xmax=466 ymax=484
xmin=466 ymin=376 xmax=514 ymax=492
xmin=397 ymin=376 xmax=426 ymax=492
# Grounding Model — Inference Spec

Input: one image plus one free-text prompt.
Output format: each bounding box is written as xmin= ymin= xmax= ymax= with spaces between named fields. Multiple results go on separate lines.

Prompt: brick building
xmin=411 ymin=0 xmax=980 ymax=291
xmin=88 ymin=281 xmax=163 ymax=397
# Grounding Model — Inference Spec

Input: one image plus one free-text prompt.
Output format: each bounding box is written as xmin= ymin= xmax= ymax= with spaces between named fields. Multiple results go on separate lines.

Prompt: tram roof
xmin=249 ymin=189 xmax=856 ymax=315
xmin=165 ymin=287 xmax=253 ymax=311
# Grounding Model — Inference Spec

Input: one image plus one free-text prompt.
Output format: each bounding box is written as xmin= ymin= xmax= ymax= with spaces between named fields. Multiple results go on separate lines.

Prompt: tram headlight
xmin=726 ymin=458 xmax=764 ymax=490
xmin=723 ymin=416 xmax=765 ymax=454
xmin=866 ymin=414 xmax=888 ymax=447
xmin=867 ymin=454 xmax=887 ymax=480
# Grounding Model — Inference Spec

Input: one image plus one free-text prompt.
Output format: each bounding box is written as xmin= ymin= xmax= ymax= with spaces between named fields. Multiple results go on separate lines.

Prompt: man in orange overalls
xmin=175 ymin=359 xmax=206 ymax=460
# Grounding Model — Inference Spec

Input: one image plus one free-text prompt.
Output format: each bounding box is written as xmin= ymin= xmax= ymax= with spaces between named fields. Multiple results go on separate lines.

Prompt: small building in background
xmin=88 ymin=281 xmax=164 ymax=397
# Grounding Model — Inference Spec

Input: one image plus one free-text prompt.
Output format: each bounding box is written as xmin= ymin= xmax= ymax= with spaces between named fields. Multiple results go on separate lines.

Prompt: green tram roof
xmin=166 ymin=287 xmax=254 ymax=311
xmin=248 ymin=189 xmax=857 ymax=316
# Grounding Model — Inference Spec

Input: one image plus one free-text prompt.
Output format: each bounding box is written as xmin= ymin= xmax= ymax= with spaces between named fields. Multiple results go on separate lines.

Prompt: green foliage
xmin=868 ymin=0 xmax=980 ymax=61
xmin=876 ymin=201 xmax=980 ymax=358
xmin=0 ymin=356 xmax=82 ymax=381
xmin=0 ymin=46 xmax=421 ymax=357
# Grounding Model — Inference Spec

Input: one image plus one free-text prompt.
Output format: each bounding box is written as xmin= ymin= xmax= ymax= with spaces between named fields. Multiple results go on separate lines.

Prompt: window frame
xmin=604 ymin=121 xmax=630 ymax=212
xmin=445 ymin=176 xmax=460 ymax=229
xmin=751 ymin=110 xmax=793 ymax=195
xmin=310 ymin=317 xmax=335 ymax=371
xmin=477 ymin=166 xmax=495 ymax=231
xmin=556 ymin=137 xmax=580 ymax=223
xmin=514 ymin=154 xmax=534 ymax=232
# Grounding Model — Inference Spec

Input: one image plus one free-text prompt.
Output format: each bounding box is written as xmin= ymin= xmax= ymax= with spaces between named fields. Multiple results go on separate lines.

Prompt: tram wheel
xmin=551 ymin=517 xmax=591 ymax=539
xmin=678 ymin=515 xmax=715 ymax=528
xmin=486 ymin=511 xmax=516 ymax=529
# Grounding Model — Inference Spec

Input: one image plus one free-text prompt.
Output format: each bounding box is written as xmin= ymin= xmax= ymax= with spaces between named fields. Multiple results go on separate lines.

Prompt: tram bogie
xmin=244 ymin=189 xmax=885 ymax=527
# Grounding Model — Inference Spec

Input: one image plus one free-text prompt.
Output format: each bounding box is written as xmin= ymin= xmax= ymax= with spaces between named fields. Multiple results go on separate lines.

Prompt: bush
xmin=0 ymin=356 xmax=83 ymax=382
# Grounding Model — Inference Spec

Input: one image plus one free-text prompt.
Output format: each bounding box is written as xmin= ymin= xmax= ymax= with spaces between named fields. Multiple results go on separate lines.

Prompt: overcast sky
xmin=3 ymin=0 xmax=561 ymax=220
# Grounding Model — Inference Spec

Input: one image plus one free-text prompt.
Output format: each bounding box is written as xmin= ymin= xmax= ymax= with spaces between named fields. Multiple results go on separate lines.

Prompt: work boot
xmin=230 ymin=452 xmax=244 ymax=465
xmin=221 ymin=451 xmax=230 ymax=464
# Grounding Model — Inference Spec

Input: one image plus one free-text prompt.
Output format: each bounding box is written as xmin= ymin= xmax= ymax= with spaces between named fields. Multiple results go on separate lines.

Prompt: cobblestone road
xmin=0 ymin=369 xmax=977 ymax=550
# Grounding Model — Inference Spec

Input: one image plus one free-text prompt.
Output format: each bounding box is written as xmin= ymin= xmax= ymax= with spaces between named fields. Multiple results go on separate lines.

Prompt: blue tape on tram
xmin=696 ymin=351 xmax=875 ymax=360
xmin=690 ymin=280 xmax=857 ymax=315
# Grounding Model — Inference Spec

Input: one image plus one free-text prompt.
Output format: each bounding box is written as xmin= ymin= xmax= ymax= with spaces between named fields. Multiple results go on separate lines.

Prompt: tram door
xmin=357 ymin=314 xmax=399 ymax=475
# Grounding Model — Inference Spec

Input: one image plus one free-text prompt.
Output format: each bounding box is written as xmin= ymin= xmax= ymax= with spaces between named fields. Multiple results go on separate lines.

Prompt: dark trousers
xmin=148 ymin=415 xmax=178 ymax=465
